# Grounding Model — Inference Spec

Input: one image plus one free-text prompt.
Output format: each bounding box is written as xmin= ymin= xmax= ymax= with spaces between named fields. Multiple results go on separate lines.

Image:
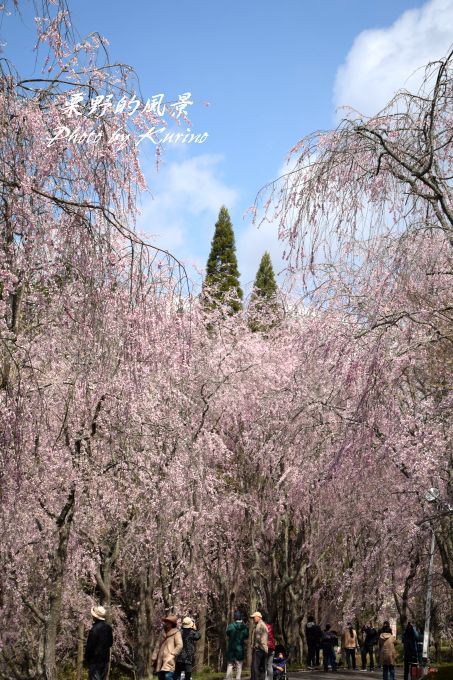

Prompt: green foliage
xmin=436 ymin=664 xmax=453 ymax=679
xmin=193 ymin=670 xmax=226 ymax=679
xmin=253 ymin=251 xmax=277 ymax=299
xmin=248 ymin=252 xmax=280 ymax=332
xmin=203 ymin=206 xmax=243 ymax=314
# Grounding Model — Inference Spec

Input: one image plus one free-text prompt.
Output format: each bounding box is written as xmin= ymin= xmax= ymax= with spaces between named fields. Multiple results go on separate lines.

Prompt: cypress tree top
xmin=252 ymin=251 xmax=277 ymax=300
xmin=249 ymin=252 xmax=279 ymax=332
xmin=204 ymin=206 xmax=243 ymax=313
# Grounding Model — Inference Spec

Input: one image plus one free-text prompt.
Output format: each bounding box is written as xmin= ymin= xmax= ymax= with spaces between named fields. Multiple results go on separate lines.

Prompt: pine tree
xmin=249 ymin=252 xmax=280 ymax=331
xmin=253 ymin=251 xmax=277 ymax=299
xmin=204 ymin=206 xmax=243 ymax=314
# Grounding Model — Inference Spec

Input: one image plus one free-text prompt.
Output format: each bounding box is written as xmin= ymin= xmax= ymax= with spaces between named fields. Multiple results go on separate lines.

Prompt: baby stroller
xmin=272 ymin=645 xmax=289 ymax=680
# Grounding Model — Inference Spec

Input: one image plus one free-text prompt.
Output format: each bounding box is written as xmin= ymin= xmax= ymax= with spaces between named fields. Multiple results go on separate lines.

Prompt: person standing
xmin=84 ymin=605 xmax=113 ymax=680
xmin=402 ymin=622 xmax=421 ymax=680
xmin=375 ymin=621 xmax=389 ymax=670
xmin=250 ymin=611 xmax=268 ymax=680
xmin=305 ymin=615 xmax=322 ymax=669
xmin=321 ymin=624 xmax=338 ymax=673
xmin=265 ymin=614 xmax=276 ymax=680
xmin=361 ymin=623 xmax=378 ymax=672
xmin=341 ymin=623 xmax=358 ymax=670
xmin=152 ymin=615 xmax=183 ymax=680
xmin=378 ymin=622 xmax=397 ymax=680
xmin=315 ymin=620 xmax=322 ymax=667
xmin=174 ymin=617 xmax=200 ymax=680
xmin=226 ymin=611 xmax=249 ymax=680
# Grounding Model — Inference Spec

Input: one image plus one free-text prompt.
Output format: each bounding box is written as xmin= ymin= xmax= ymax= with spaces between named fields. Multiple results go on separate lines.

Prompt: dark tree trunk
xmin=195 ymin=600 xmax=207 ymax=671
xmin=41 ymin=487 xmax=76 ymax=680
xmin=136 ymin=566 xmax=155 ymax=680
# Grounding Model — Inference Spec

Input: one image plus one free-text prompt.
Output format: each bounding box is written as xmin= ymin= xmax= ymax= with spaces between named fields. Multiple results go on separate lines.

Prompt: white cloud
xmin=238 ymin=215 xmax=288 ymax=294
xmin=238 ymin=160 xmax=296 ymax=293
xmin=137 ymin=153 xmax=292 ymax=293
xmin=137 ymin=154 xmax=238 ymax=257
xmin=334 ymin=0 xmax=453 ymax=118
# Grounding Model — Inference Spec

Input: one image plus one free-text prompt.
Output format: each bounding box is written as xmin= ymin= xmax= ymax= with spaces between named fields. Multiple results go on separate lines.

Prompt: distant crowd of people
xmin=304 ymin=616 xmax=423 ymax=680
xmin=226 ymin=612 xmax=424 ymax=680
xmin=225 ymin=612 xmax=423 ymax=680
xmin=226 ymin=610 xmax=285 ymax=680
xmin=82 ymin=605 xmax=424 ymax=680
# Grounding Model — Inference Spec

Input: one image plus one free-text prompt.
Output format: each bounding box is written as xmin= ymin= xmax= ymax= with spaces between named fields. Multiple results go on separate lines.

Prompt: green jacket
xmin=226 ymin=622 xmax=249 ymax=662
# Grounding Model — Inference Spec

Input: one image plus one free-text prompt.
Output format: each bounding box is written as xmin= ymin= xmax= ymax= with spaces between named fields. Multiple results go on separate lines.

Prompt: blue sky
xmin=5 ymin=0 xmax=453 ymax=291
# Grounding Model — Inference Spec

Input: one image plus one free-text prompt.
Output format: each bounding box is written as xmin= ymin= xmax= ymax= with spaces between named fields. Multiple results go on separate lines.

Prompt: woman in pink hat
xmin=152 ymin=615 xmax=183 ymax=680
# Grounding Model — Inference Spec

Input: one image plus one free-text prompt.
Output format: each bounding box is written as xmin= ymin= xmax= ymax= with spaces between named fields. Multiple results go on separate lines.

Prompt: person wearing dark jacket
xmin=305 ymin=615 xmax=322 ymax=669
xmin=84 ymin=605 xmax=113 ymax=680
xmin=174 ymin=617 xmax=201 ymax=680
xmin=402 ymin=622 xmax=421 ymax=680
xmin=361 ymin=623 xmax=378 ymax=671
xmin=321 ymin=625 xmax=338 ymax=673
xmin=226 ymin=611 xmax=249 ymax=680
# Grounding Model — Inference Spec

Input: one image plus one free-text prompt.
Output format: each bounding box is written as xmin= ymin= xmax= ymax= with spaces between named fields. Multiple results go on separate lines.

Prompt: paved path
xmin=288 ymin=671 xmax=401 ymax=680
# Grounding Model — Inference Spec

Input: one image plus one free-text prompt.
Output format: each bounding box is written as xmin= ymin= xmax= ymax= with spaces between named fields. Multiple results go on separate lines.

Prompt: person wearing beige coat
xmin=378 ymin=624 xmax=397 ymax=680
xmin=152 ymin=615 xmax=183 ymax=680
xmin=341 ymin=624 xmax=358 ymax=670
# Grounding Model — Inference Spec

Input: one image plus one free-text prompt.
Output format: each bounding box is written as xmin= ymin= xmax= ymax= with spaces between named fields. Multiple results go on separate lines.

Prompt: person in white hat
xmin=174 ymin=617 xmax=201 ymax=680
xmin=250 ymin=612 xmax=268 ymax=680
xmin=84 ymin=605 xmax=113 ymax=680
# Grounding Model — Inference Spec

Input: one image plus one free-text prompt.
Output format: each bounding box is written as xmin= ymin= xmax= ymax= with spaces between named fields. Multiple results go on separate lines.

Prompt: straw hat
xmin=182 ymin=616 xmax=194 ymax=629
xmin=91 ymin=605 xmax=106 ymax=621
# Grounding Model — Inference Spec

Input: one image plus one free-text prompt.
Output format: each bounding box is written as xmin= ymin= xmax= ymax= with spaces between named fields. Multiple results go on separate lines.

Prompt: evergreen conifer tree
xmin=249 ymin=252 xmax=279 ymax=331
xmin=253 ymin=251 xmax=277 ymax=299
xmin=204 ymin=206 xmax=243 ymax=314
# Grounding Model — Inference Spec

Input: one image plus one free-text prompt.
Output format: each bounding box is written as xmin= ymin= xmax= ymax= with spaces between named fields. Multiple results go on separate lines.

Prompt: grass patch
xmin=429 ymin=662 xmax=453 ymax=680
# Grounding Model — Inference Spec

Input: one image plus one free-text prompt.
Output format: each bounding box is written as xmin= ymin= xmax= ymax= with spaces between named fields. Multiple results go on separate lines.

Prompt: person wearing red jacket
xmin=264 ymin=615 xmax=276 ymax=680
